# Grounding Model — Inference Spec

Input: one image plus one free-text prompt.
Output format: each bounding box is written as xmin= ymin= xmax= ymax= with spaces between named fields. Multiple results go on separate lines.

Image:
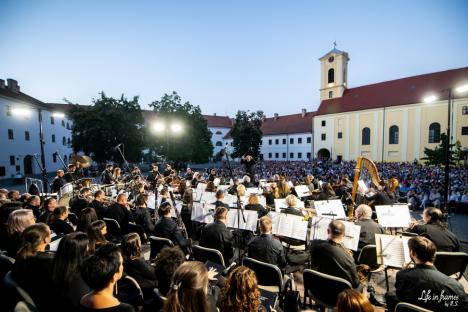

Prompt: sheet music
xmin=201 ymin=191 xmax=217 ymax=204
xmin=375 ymin=234 xmax=411 ymax=268
xmin=274 ymin=198 xmax=305 ymax=212
xmin=309 ymin=217 xmax=361 ymax=251
xmin=294 ymin=185 xmax=312 ymax=198
xmin=269 ymin=212 xmax=308 ymax=241
xmin=246 ymin=187 xmax=262 ymax=196
xmin=314 ymin=200 xmax=346 ymax=219
xmin=191 ymin=202 xmax=214 ymax=223
xmin=357 ymin=180 xmax=368 ymax=193
xmin=217 ymin=185 xmax=230 ymax=192
xmin=226 ymin=209 xmax=258 ymax=232
xmin=196 ymin=183 xmax=207 ymax=193
xmin=375 ymin=205 xmax=411 ymax=228
xmin=170 ymin=200 xmax=183 ymax=218
xmin=343 ymin=222 xmax=361 ymax=251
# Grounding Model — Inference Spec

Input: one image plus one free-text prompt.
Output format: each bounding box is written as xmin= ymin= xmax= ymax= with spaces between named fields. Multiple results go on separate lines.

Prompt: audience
xmin=337 ymin=289 xmax=374 ymax=312
xmin=38 ymin=197 xmax=58 ymax=223
xmin=131 ymin=193 xmax=155 ymax=234
xmin=153 ymin=246 xmax=186 ymax=296
xmin=154 ymin=202 xmax=188 ymax=250
xmin=76 ymin=207 xmax=99 ymax=233
xmin=88 ymin=220 xmax=108 ymax=252
xmin=48 ymin=205 xmax=74 ymax=235
xmin=4 ymin=209 xmax=35 ymax=257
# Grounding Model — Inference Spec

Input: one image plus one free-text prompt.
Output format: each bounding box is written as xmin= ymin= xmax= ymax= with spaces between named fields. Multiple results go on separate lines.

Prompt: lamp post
xmin=423 ymin=83 xmax=468 ymax=211
xmin=151 ymin=120 xmax=183 ymax=162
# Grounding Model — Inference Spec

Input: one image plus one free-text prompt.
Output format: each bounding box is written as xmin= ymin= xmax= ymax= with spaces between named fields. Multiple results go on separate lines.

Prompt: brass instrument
xmin=70 ymin=155 xmax=93 ymax=168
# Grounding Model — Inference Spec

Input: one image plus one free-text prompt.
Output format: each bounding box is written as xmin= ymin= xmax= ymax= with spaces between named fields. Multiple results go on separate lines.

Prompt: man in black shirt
xmin=105 ymin=193 xmax=135 ymax=232
xmin=240 ymin=153 xmax=256 ymax=183
xmin=154 ymin=202 xmax=188 ymax=250
xmin=101 ymin=164 xmax=114 ymax=185
xmin=248 ymin=216 xmax=287 ymax=268
xmin=91 ymin=190 xmax=107 ymax=219
xmin=64 ymin=164 xmax=77 ymax=183
xmin=199 ymin=207 xmax=234 ymax=264
xmin=355 ymin=204 xmax=384 ymax=249
xmin=70 ymin=187 xmax=92 ymax=216
xmin=51 ymin=170 xmax=66 ymax=193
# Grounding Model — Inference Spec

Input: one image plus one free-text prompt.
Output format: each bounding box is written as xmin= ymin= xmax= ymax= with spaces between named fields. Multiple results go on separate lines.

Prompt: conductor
xmin=240 ymin=149 xmax=256 ymax=183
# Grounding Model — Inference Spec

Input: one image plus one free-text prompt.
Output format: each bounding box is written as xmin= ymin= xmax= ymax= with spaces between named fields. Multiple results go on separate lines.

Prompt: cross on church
xmin=333 ymin=41 xmax=337 ymax=49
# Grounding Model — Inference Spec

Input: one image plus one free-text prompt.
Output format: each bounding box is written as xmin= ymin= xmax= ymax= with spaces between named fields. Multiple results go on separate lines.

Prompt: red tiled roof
xmin=316 ymin=67 xmax=468 ymax=116
xmin=261 ymin=112 xmax=314 ymax=135
xmin=203 ymin=115 xmax=232 ymax=128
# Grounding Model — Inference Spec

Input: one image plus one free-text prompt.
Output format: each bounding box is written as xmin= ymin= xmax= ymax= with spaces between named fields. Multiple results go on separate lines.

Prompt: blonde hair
xmin=285 ymin=194 xmax=297 ymax=208
xmin=259 ymin=216 xmax=272 ymax=234
xmin=237 ymin=184 xmax=246 ymax=197
xmin=248 ymin=194 xmax=259 ymax=205
xmin=7 ymin=209 xmax=35 ymax=234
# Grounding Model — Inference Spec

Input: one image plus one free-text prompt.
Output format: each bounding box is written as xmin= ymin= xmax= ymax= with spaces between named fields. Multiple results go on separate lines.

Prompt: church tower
xmin=319 ymin=44 xmax=349 ymax=101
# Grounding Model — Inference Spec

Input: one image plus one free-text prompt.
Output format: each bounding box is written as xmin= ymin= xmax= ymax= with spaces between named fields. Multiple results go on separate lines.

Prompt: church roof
xmin=315 ymin=67 xmax=468 ymax=116
xmin=203 ymin=115 xmax=233 ymax=128
xmin=319 ymin=47 xmax=348 ymax=60
xmin=261 ymin=112 xmax=315 ymax=135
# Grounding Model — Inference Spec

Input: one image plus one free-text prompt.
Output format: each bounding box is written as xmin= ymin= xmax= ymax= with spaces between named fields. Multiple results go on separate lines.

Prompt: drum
xmin=59 ymin=183 xmax=73 ymax=197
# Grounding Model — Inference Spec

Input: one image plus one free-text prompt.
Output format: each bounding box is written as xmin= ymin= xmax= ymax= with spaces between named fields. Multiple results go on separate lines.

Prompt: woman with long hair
xmin=88 ymin=220 xmax=108 ymax=252
xmin=337 ymin=289 xmax=374 ymax=312
xmin=52 ymin=232 xmax=91 ymax=309
xmin=5 ymin=209 xmax=36 ymax=257
xmin=76 ymin=207 xmax=98 ymax=233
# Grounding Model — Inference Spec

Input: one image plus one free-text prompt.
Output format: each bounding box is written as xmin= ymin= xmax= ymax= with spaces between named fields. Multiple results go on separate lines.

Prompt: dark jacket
xmin=51 ymin=176 xmax=66 ymax=193
xmin=101 ymin=169 xmax=114 ymax=184
xmin=105 ymin=203 xmax=135 ymax=231
xmin=124 ymin=258 xmax=157 ymax=292
xmin=309 ymin=239 xmax=360 ymax=288
xmin=211 ymin=200 xmax=230 ymax=209
xmin=50 ymin=219 xmax=74 ymax=235
xmin=245 ymin=203 xmax=269 ymax=218
xmin=132 ymin=206 xmax=155 ymax=234
xmin=91 ymin=199 xmax=107 ymax=219
xmin=395 ymin=264 xmax=468 ymax=311
xmin=367 ymin=191 xmax=394 ymax=206
xmin=248 ymin=234 xmax=287 ymax=268
xmin=199 ymin=221 xmax=234 ymax=264
xmin=154 ymin=217 xmax=187 ymax=247
xmin=355 ymin=218 xmax=384 ymax=248
xmin=410 ymin=223 xmax=460 ymax=252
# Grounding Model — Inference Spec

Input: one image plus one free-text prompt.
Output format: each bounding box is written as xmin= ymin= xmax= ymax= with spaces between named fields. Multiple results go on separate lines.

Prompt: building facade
xmin=0 ymin=79 xmax=73 ymax=180
xmin=203 ymin=114 xmax=233 ymax=156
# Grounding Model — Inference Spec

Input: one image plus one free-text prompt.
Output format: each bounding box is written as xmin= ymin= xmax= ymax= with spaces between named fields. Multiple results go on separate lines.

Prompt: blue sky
xmin=0 ymin=0 xmax=467 ymax=117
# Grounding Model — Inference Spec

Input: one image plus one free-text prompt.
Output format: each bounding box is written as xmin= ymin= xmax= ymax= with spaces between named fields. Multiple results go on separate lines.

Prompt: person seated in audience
xmin=211 ymin=189 xmax=230 ymax=209
xmin=244 ymin=194 xmax=268 ymax=218
xmin=77 ymin=207 xmax=98 ymax=233
xmin=88 ymin=220 xmax=108 ymax=252
xmin=309 ymin=220 xmax=360 ymax=289
xmin=220 ymin=266 xmax=266 ymax=312
xmin=38 ymin=197 xmax=58 ymax=223
xmin=52 ymin=232 xmax=91 ymax=310
xmin=409 ymin=207 xmax=460 ymax=251
xmin=247 ymin=216 xmax=287 ymax=268
xmin=70 ymin=187 xmax=92 ymax=216
xmin=121 ymin=232 xmax=157 ymax=298
xmin=105 ymin=193 xmax=135 ymax=232
xmin=3 ymin=209 xmax=35 ymax=257
xmin=131 ymin=193 xmax=155 ymax=235
xmin=12 ymin=223 xmax=55 ymax=311
xmin=337 ymin=289 xmax=374 ymax=312
xmin=163 ymin=261 xmax=218 ymax=312
xmin=154 ymin=246 xmax=186 ymax=296
xmin=24 ymin=194 xmax=41 ymax=219
xmin=354 ymin=204 xmax=384 ymax=249
xmin=154 ymin=202 xmax=188 ymax=251
xmin=48 ymin=206 xmax=74 ymax=235
xmin=91 ymin=190 xmax=107 ymax=218
xmin=80 ymin=243 xmax=135 ymax=312
xmin=282 ymin=194 xmax=304 ymax=216
xmin=385 ymin=236 xmax=468 ymax=311
xmin=8 ymin=189 xmax=21 ymax=201
xmin=199 ymin=206 xmax=234 ymax=264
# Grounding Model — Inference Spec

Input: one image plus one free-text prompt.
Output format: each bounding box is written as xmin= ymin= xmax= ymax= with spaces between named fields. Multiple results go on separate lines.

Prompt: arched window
xmin=328 ymin=68 xmax=335 ymax=83
xmin=362 ymin=127 xmax=371 ymax=145
xmin=428 ymin=122 xmax=441 ymax=143
xmin=67 ymin=138 xmax=71 ymax=146
xmin=215 ymin=141 xmax=222 ymax=146
xmin=63 ymin=155 xmax=68 ymax=164
xmin=61 ymin=120 xmax=65 ymax=127
xmin=66 ymin=122 xmax=70 ymax=130
xmin=62 ymin=136 xmax=66 ymax=146
xmin=215 ymin=131 xmax=222 ymax=135
xmin=389 ymin=125 xmax=399 ymax=144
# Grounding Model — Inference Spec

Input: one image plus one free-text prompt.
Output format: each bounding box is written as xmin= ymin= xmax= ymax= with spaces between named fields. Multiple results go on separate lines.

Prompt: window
xmin=275 ymin=153 xmax=279 ymax=159
xmin=268 ymin=153 xmax=272 ymax=159
xmin=321 ymin=133 xmax=326 ymax=141
xmin=268 ymin=139 xmax=272 ymax=145
xmin=328 ymin=68 xmax=335 ymax=83
xmin=62 ymin=136 xmax=66 ymax=145
xmin=290 ymin=138 xmax=294 ymax=144
xmin=307 ymin=152 xmax=311 ymax=159
xmin=25 ymin=131 xmax=30 ymax=141
xmin=52 ymin=134 xmax=56 ymax=143
xmin=215 ymin=141 xmax=222 ymax=146
xmin=338 ymin=132 xmax=342 ymax=139
xmin=290 ymin=153 xmax=294 ymax=159
xmin=0 ymin=167 xmax=5 ymax=176
xmin=53 ymin=153 xmax=57 ymax=163
xmin=428 ymin=123 xmax=441 ymax=143
xmin=328 ymin=91 xmax=333 ymax=99
xmin=282 ymin=138 xmax=286 ymax=144
xmin=215 ymin=131 xmax=222 ymax=135
xmin=66 ymin=122 xmax=70 ymax=130
xmin=10 ymin=156 xmax=15 ymax=166
xmin=6 ymin=106 xmax=11 ymax=116
xmin=463 ymin=106 xmax=468 ymax=115
xmin=389 ymin=125 xmax=399 ymax=144
xmin=230 ymin=142 xmax=233 ymax=146
xmin=362 ymin=127 xmax=371 ymax=145
xmin=298 ymin=138 xmax=302 ymax=144
xmin=275 ymin=139 xmax=279 ymax=145
xmin=282 ymin=153 xmax=286 ymax=159
xmin=298 ymin=152 xmax=302 ymax=158
xmin=50 ymin=116 xmax=55 ymax=124
xmin=15 ymin=165 xmax=20 ymax=172
xmin=462 ymin=127 xmax=468 ymax=135
xmin=67 ymin=138 xmax=70 ymax=146
xmin=307 ymin=137 xmax=311 ymax=143
xmin=61 ymin=120 xmax=65 ymax=127
xmin=8 ymin=129 xmax=13 ymax=140
xmin=321 ymin=120 xmax=326 ymax=127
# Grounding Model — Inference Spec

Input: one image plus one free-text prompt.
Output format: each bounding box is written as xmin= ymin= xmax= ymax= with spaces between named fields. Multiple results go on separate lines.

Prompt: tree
xmin=69 ymin=92 xmax=145 ymax=162
xmin=231 ymin=110 xmax=264 ymax=158
xmin=148 ymin=92 xmax=213 ymax=163
xmin=422 ymin=133 xmax=456 ymax=165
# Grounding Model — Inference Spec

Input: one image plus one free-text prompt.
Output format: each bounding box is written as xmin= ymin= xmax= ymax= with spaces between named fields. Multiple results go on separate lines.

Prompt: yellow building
xmin=313 ymin=48 xmax=468 ymax=162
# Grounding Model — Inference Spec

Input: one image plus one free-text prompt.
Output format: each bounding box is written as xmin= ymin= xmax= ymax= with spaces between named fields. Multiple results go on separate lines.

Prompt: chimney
xmin=301 ymin=108 xmax=307 ymax=118
xmin=213 ymin=113 xmax=216 ymax=116
xmin=274 ymin=113 xmax=279 ymax=120
xmin=231 ymin=118 xmax=235 ymax=126
xmin=0 ymin=79 xmax=5 ymax=89
xmin=7 ymin=79 xmax=20 ymax=93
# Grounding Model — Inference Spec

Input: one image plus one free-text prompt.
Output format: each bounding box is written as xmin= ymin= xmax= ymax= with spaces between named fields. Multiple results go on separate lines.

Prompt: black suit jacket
xmin=51 ymin=176 xmax=66 ymax=193
xmin=309 ymin=239 xmax=360 ymax=288
xmin=132 ymin=206 xmax=155 ymax=234
xmin=395 ymin=264 xmax=468 ymax=311
xmin=154 ymin=217 xmax=187 ymax=247
xmin=50 ymin=219 xmax=74 ymax=235
xmin=199 ymin=221 xmax=234 ymax=263
xmin=211 ymin=200 xmax=230 ymax=209
xmin=410 ymin=223 xmax=460 ymax=252
xmin=105 ymin=203 xmax=135 ymax=231
xmin=248 ymin=234 xmax=287 ymax=268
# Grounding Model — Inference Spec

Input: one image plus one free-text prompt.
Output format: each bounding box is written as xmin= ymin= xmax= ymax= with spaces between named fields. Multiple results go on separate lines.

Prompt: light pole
xmin=423 ymin=83 xmax=468 ymax=211
xmin=151 ymin=120 xmax=183 ymax=162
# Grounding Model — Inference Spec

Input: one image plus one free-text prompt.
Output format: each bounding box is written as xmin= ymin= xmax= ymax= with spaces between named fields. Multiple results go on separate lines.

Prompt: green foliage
xmin=231 ymin=110 xmax=264 ymax=158
xmin=148 ymin=92 xmax=213 ymax=163
xmin=69 ymin=92 xmax=145 ymax=162
xmin=422 ymin=133 xmax=456 ymax=165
